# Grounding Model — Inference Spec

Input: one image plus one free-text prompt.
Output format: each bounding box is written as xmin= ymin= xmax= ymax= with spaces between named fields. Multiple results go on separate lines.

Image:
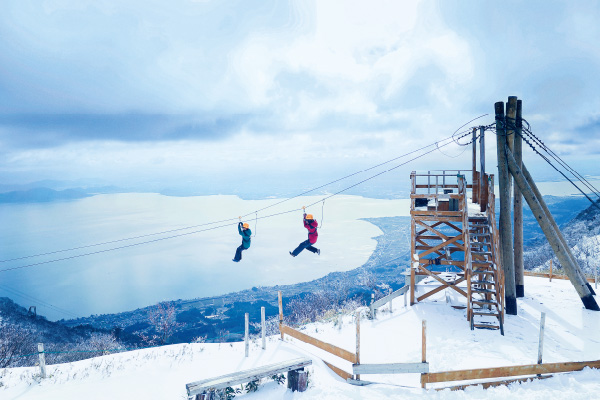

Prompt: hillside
xmin=0 ymin=298 xmax=121 ymax=367
xmin=525 ymin=198 xmax=600 ymax=274
xmin=2 ymin=276 xmax=599 ymax=399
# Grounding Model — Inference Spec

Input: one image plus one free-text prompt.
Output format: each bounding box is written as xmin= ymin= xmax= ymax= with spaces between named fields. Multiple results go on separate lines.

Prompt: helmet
xmin=243 ymin=223 xmax=250 ymax=229
xmin=306 ymin=214 xmax=314 ymax=220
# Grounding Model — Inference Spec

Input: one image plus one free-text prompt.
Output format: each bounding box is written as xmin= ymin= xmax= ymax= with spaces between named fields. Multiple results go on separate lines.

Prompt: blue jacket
xmin=238 ymin=223 xmax=252 ymax=248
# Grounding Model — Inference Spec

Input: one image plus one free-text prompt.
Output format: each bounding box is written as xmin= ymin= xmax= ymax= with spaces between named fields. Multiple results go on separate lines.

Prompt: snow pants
xmin=291 ymin=239 xmax=319 ymax=256
xmin=234 ymin=244 xmax=248 ymax=261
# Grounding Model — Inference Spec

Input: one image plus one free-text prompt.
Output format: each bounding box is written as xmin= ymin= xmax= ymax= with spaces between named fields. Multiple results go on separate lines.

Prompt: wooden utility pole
xmin=505 ymin=147 xmax=599 ymax=310
xmin=514 ymin=100 xmax=524 ymax=297
xmin=496 ymin=101 xmax=517 ymax=315
xmin=479 ymin=126 xmax=486 ymax=212
xmin=521 ymin=163 xmax=596 ymax=296
xmin=473 ymin=127 xmax=478 ymax=204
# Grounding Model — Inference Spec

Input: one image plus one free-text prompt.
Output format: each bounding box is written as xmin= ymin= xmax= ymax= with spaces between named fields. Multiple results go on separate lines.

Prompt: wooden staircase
xmin=468 ymin=216 xmax=504 ymax=335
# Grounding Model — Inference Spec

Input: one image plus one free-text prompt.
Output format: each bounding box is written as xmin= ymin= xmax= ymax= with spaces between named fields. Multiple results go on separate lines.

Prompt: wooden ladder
xmin=468 ymin=216 xmax=504 ymax=335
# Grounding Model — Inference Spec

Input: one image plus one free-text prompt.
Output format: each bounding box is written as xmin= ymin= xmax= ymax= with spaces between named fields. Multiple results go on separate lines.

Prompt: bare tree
xmin=0 ymin=323 xmax=34 ymax=368
xmin=147 ymin=302 xmax=181 ymax=345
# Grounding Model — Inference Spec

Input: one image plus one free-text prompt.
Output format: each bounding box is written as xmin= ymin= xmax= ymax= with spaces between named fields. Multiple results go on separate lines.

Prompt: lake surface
xmin=0 ymin=194 xmax=410 ymax=320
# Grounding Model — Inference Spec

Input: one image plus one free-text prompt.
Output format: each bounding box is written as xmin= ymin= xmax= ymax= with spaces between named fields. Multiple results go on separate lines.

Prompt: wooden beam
xmin=524 ymin=271 xmax=596 ymax=283
xmin=521 ymin=163 xmax=597 ymax=295
xmin=323 ymin=360 xmax=353 ymax=381
xmin=419 ymin=234 xmax=463 ymax=259
xmin=416 ymin=220 xmax=450 ymax=241
xmin=505 ymin=148 xmax=599 ymax=310
xmin=353 ymin=362 xmax=429 ymax=375
xmin=479 ymin=126 xmax=487 ymax=212
xmin=514 ymin=99 xmax=524 ymax=297
xmin=421 ymin=359 xmax=600 ymax=385
xmin=411 ymin=211 xmax=463 ymax=217
xmin=281 ymin=325 xmax=357 ymax=363
xmin=496 ymin=100 xmax=517 ymax=315
xmin=186 ymin=358 xmax=312 ymax=396
xmin=439 ymin=375 xmax=552 ymax=391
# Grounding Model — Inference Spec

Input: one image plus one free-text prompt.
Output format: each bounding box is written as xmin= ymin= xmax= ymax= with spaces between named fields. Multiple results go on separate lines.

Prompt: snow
xmin=3 ymin=276 xmax=600 ymax=399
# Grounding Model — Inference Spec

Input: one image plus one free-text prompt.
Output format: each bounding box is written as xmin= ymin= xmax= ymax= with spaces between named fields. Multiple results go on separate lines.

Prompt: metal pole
xmin=38 ymin=343 xmax=46 ymax=379
xmin=245 ymin=313 xmax=249 ymax=357
xmin=538 ymin=312 xmax=546 ymax=364
xmin=278 ymin=291 xmax=284 ymax=340
xmin=261 ymin=306 xmax=266 ymax=350
xmin=355 ymin=311 xmax=361 ymax=381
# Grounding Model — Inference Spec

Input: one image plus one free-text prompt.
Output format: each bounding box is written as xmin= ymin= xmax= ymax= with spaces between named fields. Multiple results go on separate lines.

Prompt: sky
xmin=1 ymin=0 xmax=600 ymax=194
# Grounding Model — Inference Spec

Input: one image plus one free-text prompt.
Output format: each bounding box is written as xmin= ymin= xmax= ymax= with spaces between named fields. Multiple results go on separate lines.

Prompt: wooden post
xmin=421 ymin=320 xmax=426 ymax=389
xmin=496 ymin=100 xmax=517 ymax=315
xmin=404 ymin=290 xmax=407 ymax=308
xmin=410 ymin=259 xmax=416 ymax=306
xmin=288 ymin=369 xmax=308 ymax=392
xmin=480 ymin=126 xmax=486 ymax=212
xmin=538 ymin=312 xmax=546 ymax=364
xmin=38 ymin=343 xmax=46 ymax=379
xmin=473 ymin=127 xmax=478 ymax=204
xmin=514 ymin=100 xmax=524 ymax=298
xmin=389 ymin=296 xmax=393 ymax=313
xmin=245 ymin=313 xmax=249 ymax=357
xmin=422 ymin=320 xmax=426 ymax=362
xmin=521 ymin=163 xmax=596 ymax=296
xmin=410 ymin=173 xmax=417 ymax=306
xmin=261 ymin=307 xmax=266 ymax=350
xmin=505 ymin=148 xmax=599 ymax=310
xmin=355 ymin=311 xmax=361 ymax=381
xmin=278 ymin=291 xmax=283 ymax=340
xmin=370 ymin=293 xmax=375 ymax=319
xmin=550 ymin=259 xmax=553 ymax=282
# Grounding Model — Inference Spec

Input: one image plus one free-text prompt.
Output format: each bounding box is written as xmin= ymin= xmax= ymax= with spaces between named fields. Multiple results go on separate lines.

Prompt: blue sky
xmin=1 ymin=0 xmax=599 ymax=192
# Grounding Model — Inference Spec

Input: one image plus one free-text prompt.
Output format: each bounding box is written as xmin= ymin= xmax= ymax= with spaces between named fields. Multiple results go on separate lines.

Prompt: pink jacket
xmin=304 ymin=218 xmax=318 ymax=244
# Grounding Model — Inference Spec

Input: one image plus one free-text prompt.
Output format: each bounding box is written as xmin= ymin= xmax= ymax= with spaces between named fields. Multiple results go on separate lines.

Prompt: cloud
xmin=1 ymin=0 xmax=600 ymax=186
xmin=0 ymin=113 xmax=253 ymax=149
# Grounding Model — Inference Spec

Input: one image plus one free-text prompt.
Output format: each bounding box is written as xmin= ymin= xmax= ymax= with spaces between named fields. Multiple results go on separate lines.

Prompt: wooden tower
xmin=409 ymin=168 xmax=505 ymax=334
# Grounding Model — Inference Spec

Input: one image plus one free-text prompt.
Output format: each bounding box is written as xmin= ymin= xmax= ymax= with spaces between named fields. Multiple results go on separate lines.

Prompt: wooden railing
xmin=485 ymin=175 xmax=504 ymax=322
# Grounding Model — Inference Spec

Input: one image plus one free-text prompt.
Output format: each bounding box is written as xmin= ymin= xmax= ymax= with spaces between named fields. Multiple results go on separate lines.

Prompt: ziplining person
xmin=232 ymin=218 xmax=251 ymax=262
xmin=290 ymin=208 xmax=320 ymax=257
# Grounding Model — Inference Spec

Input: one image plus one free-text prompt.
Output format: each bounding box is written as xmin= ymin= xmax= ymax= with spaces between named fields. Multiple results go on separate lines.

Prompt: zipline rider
xmin=232 ymin=221 xmax=251 ymax=262
xmin=290 ymin=211 xmax=320 ymax=257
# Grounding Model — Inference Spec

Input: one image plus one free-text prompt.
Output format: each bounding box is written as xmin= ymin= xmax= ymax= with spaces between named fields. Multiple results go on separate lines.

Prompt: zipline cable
xmin=0 ymin=133 xmax=467 ymax=274
xmin=516 ymin=129 xmax=600 ymax=211
xmin=1 ymin=130 xmax=473 ymax=264
xmin=520 ymin=119 xmax=600 ymax=200
xmin=0 ymin=284 xmax=80 ymax=318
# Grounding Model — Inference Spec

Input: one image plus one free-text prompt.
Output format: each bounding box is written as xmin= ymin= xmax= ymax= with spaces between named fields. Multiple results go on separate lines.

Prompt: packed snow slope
xmin=2 ymin=276 xmax=600 ymax=399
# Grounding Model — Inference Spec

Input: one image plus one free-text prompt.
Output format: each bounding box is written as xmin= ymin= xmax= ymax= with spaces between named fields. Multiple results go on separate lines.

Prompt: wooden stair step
xmin=472 ymin=271 xmax=495 ymax=275
xmin=471 ymin=280 xmax=496 ymax=285
xmin=473 ymin=323 xmax=500 ymax=330
xmin=472 ymin=288 xmax=496 ymax=294
xmin=472 ymin=310 xmax=500 ymax=317
xmin=472 ymin=251 xmax=492 ymax=256
xmin=470 ymin=233 xmax=491 ymax=238
xmin=471 ymin=299 xmax=497 ymax=305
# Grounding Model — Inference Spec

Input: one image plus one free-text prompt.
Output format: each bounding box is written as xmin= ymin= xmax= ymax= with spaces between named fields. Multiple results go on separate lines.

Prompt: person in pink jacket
xmin=290 ymin=213 xmax=320 ymax=257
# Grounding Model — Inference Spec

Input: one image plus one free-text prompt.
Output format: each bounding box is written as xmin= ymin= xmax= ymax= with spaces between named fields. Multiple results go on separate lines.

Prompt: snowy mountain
xmin=2 ymin=276 xmax=599 ymax=399
xmin=525 ymin=198 xmax=600 ymax=274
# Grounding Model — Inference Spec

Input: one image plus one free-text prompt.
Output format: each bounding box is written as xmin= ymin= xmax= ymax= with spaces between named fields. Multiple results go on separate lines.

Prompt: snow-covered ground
xmin=2 ymin=275 xmax=600 ymax=399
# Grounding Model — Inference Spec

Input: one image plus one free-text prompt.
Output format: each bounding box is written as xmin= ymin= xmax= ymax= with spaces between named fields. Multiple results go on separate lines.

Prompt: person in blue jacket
xmin=233 ymin=222 xmax=251 ymax=262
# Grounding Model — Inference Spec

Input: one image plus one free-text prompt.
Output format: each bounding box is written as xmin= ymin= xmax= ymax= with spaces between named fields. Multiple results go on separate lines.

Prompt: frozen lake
xmin=0 ymin=194 xmax=410 ymax=320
